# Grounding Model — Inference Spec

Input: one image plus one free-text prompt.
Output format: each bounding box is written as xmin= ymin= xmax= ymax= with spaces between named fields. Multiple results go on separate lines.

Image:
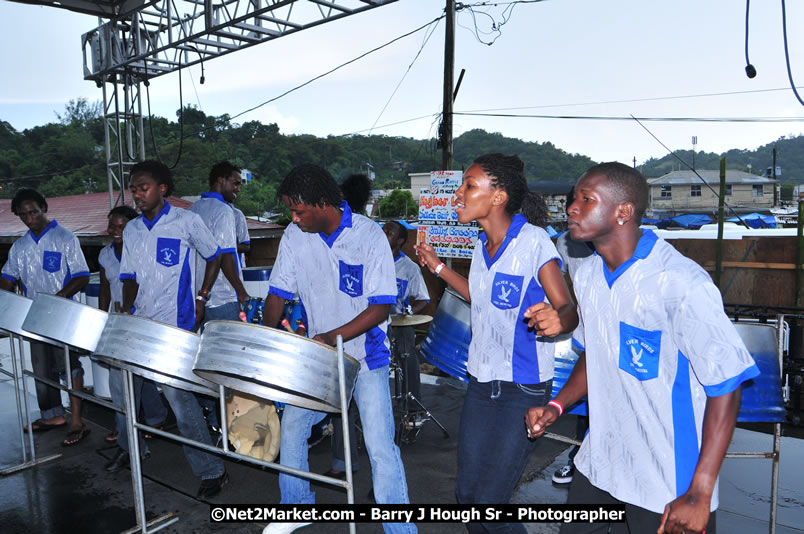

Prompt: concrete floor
xmin=1 ymin=339 xmax=803 ymax=534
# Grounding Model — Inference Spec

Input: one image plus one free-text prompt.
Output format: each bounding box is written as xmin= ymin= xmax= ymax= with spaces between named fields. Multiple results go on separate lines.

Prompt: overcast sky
xmin=2 ymin=0 xmax=804 ymax=171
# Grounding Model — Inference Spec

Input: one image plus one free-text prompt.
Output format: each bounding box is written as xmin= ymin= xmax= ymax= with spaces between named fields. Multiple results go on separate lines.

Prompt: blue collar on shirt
xmin=478 ymin=213 xmax=527 ymax=269
xmin=141 ymin=201 xmax=171 ymax=231
xmin=28 ymin=219 xmax=58 ymax=244
xmin=394 ymin=251 xmax=405 ymax=262
xmin=110 ymin=242 xmax=122 ymax=262
xmin=600 ymin=228 xmax=659 ymax=288
xmin=319 ymin=200 xmax=352 ymax=249
xmin=201 ymin=192 xmax=226 ymax=203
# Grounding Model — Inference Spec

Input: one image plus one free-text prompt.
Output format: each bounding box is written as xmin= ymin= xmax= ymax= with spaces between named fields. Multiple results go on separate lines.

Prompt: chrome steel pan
xmin=0 ymin=291 xmax=63 ymax=346
xmin=22 ymin=294 xmax=108 ymax=351
xmin=194 ymin=320 xmax=360 ymax=412
xmin=93 ymin=314 xmax=217 ymax=396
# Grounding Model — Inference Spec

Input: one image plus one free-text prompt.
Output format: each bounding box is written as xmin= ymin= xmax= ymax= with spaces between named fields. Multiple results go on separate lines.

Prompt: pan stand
xmin=120 ymin=335 xmax=357 ymax=534
xmin=0 ymin=333 xmax=61 ymax=476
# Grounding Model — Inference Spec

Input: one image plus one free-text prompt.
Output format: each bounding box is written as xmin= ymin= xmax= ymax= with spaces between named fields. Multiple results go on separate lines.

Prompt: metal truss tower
xmin=14 ymin=0 xmax=397 ymax=208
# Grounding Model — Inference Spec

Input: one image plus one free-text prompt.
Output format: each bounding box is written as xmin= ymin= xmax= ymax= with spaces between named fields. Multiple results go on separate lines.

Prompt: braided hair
xmin=472 ymin=153 xmax=548 ymax=226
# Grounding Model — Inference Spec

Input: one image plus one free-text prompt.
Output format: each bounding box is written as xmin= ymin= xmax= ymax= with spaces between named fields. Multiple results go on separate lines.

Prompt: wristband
xmin=434 ymin=262 xmax=446 ymax=277
xmin=196 ymin=294 xmax=208 ymax=303
xmin=547 ymin=400 xmax=563 ymax=416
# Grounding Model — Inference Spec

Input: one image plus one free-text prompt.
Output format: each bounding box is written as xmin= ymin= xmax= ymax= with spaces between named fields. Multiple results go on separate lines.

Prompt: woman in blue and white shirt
xmin=416 ymin=153 xmax=577 ymax=534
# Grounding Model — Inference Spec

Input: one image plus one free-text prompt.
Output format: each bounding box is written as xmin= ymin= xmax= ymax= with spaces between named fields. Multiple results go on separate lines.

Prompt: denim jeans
xmin=279 ymin=366 xmax=416 ymax=534
xmin=196 ymin=301 xmax=241 ymax=428
xmin=456 ymin=377 xmax=552 ymax=534
xmin=330 ymin=402 xmax=361 ymax=472
xmin=108 ymin=367 xmax=167 ymax=454
xmin=160 ymin=383 xmax=225 ymax=480
xmin=30 ymin=340 xmax=83 ymax=419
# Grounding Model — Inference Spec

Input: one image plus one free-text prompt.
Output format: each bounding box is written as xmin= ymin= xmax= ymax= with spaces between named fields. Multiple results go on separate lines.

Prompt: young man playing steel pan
xmin=262 ymin=164 xmax=416 ymax=534
xmin=118 ymin=160 xmax=229 ymax=498
xmin=189 ymin=161 xmax=251 ymax=433
xmin=1 ymin=188 xmax=91 ymax=446
xmin=526 ymin=162 xmax=761 ymax=534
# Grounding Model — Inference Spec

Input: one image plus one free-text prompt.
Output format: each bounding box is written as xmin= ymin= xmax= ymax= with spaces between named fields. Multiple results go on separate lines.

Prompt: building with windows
xmin=648 ymin=169 xmax=777 ymax=215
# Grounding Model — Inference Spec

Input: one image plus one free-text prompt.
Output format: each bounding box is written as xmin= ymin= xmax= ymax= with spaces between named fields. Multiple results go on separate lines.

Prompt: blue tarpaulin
xmin=727 ymin=213 xmax=776 ymax=229
xmin=668 ymin=214 xmax=713 ymax=229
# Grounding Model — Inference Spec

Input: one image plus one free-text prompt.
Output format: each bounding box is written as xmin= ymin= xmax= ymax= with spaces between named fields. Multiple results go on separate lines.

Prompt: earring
xmin=617 ymin=219 xmax=624 ymax=226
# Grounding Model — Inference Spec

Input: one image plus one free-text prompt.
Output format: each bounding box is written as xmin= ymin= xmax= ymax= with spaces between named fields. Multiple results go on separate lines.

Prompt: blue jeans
xmin=108 ymin=367 xmax=167 ymax=454
xmin=161 ymin=383 xmax=225 ymax=480
xmin=456 ymin=377 xmax=552 ymax=534
xmin=279 ymin=366 xmax=416 ymax=534
xmin=196 ymin=301 xmax=241 ymax=428
xmin=330 ymin=402 xmax=361 ymax=472
xmin=30 ymin=341 xmax=83 ymax=419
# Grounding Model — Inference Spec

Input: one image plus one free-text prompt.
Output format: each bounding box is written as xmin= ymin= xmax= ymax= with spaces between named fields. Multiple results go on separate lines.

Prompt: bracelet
xmin=434 ymin=262 xmax=446 ymax=277
xmin=196 ymin=294 xmax=208 ymax=303
xmin=547 ymin=400 xmax=564 ymax=416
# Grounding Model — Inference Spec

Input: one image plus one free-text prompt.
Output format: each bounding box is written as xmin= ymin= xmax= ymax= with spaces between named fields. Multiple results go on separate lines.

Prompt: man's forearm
xmin=687 ymin=389 xmax=741 ymax=498
xmin=220 ymin=253 xmax=248 ymax=299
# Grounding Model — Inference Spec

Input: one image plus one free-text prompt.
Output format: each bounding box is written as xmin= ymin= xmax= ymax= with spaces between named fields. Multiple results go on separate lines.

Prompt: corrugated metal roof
xmin=0 ymin=192 xmax=283 ymax=244
xmin=650 ymin=170 xmax=776 ymax=186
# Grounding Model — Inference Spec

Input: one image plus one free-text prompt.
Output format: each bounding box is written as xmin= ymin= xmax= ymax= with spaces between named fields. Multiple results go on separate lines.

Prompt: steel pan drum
xmin=0 ymin=291 xmax=64 ymax=346
xmin=22 ymin=294 xmax=108 ymax=351
xmin=420 ymin=288 xmax=471 ymax=382
xmin=194 ymin=320 xmax=359 ymax=413
xmin=552 ymin=336 xmax=588 ymax=416
xmin=734 ymin=322 xmax=786 ymax=423
xmin=93 ymin=314 xmax=218 ymax=396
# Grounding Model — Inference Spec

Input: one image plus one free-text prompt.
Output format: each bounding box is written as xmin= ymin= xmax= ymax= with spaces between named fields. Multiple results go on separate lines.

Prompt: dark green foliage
xmin=6 ymin=101 xmax=803 ymax=212
xmin=379 ymin=189 xmax=418 ymax=218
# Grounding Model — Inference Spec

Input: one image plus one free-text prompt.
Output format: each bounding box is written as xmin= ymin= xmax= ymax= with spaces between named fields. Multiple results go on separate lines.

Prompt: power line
xmin=368 ymin=17 xmax=442 ymax=135
xmin=453 ymin=111 xmax=804 ymax=123
xmin=462 ymin=86 xmax=804 ymax=114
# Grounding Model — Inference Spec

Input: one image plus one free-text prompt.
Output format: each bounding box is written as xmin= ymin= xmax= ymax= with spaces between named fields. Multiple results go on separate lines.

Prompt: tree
xmin=379 ymin=190 xmax=418 ymax=218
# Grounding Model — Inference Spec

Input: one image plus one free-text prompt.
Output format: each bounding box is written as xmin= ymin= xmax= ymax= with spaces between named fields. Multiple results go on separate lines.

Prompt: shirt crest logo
xmin=618 ymin=322 xmax=661 ymax=381
xmin=491 ymin=272 xmax=524 ymax=310
xmin=42 ymin=250 xmax=62 ymax=273
xmin=339 ymin=260 xmax=363 ymax=298
xmin=156 ymin=237 xmax=181 ymax=267
xmin=396 ymin=278 xmax=408 ymax=300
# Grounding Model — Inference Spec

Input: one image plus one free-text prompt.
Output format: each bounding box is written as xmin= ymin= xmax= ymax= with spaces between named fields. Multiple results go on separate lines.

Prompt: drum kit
xmin=0 ymin=290 xmax=360 ymax=533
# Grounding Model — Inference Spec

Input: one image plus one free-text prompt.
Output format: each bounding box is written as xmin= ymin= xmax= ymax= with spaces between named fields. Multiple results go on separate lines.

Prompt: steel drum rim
xmin=202 ymin=320 xmax=360 ymax=366
xmin=195 ymin=320 xmax=359 ymax=412
xmin=95 ymin=355 xmax=219 ymax=396
xmin=193 ymin=368 xmax=345 ymax=412
xmin=0 ymin=291 xmax=65 ymax=347
xmin=21 ymin=293 xmax=108 ymax=351
xmin=93 ymin=314 xmax=219 ymax=393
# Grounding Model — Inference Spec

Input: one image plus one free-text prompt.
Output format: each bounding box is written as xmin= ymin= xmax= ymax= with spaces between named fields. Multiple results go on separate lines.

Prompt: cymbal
xmin=391 ymin=314 xmax=433 ymax=327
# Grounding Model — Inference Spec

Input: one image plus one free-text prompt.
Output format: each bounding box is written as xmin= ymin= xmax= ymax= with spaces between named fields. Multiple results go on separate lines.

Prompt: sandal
xmin=24 ymin=418 xmax=67 ymax=433
xmin=62 ymin=426 xmax=91 ymax=447
xmin=105 ymin=430 xmax=119 ymax=443
xmin=144 ymin=419 xmax=165 ymax=439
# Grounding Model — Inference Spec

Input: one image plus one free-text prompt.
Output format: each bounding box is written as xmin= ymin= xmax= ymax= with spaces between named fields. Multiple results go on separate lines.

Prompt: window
xmin=753 ymin=184 xmax=764 ymax=197
xmin=725 ymin=184 xmax=732 ymax=196
xmin=660 ymin=185 xmax=672 ymax=198
xmin=690 ymin=185 xmax=701 ymax=197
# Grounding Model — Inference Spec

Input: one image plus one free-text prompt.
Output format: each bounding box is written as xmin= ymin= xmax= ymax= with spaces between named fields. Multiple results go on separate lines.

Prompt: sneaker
xmin=552 ymin=463 xmax=574 ymax=484
xmin=262 ymin=522 xmax=312 ymax=534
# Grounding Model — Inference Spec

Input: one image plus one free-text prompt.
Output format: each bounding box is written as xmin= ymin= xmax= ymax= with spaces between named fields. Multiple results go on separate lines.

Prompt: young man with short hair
xmin=527 ymin=162 xmax=761 ymax=534
xmin=119 ymin=160 xmax=229 ymax=498
xmin=1 ymin=188 xmax=91 ymax=446
xmin=99 ymin=205 xmax=168 ymax=472
xmin=262 ymin=164 xmax=415 ymax=534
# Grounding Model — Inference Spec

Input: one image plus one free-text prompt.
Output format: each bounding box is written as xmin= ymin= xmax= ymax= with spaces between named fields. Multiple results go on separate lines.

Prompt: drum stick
xmin=280 ymin=318 xmax=295 ymax=333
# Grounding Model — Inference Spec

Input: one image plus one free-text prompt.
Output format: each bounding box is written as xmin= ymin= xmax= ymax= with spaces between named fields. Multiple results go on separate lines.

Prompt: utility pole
xmin=441 ymin=0 xmax=456 ymax=171
xmin=692 ymin=135 xmax=697 ymax=171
